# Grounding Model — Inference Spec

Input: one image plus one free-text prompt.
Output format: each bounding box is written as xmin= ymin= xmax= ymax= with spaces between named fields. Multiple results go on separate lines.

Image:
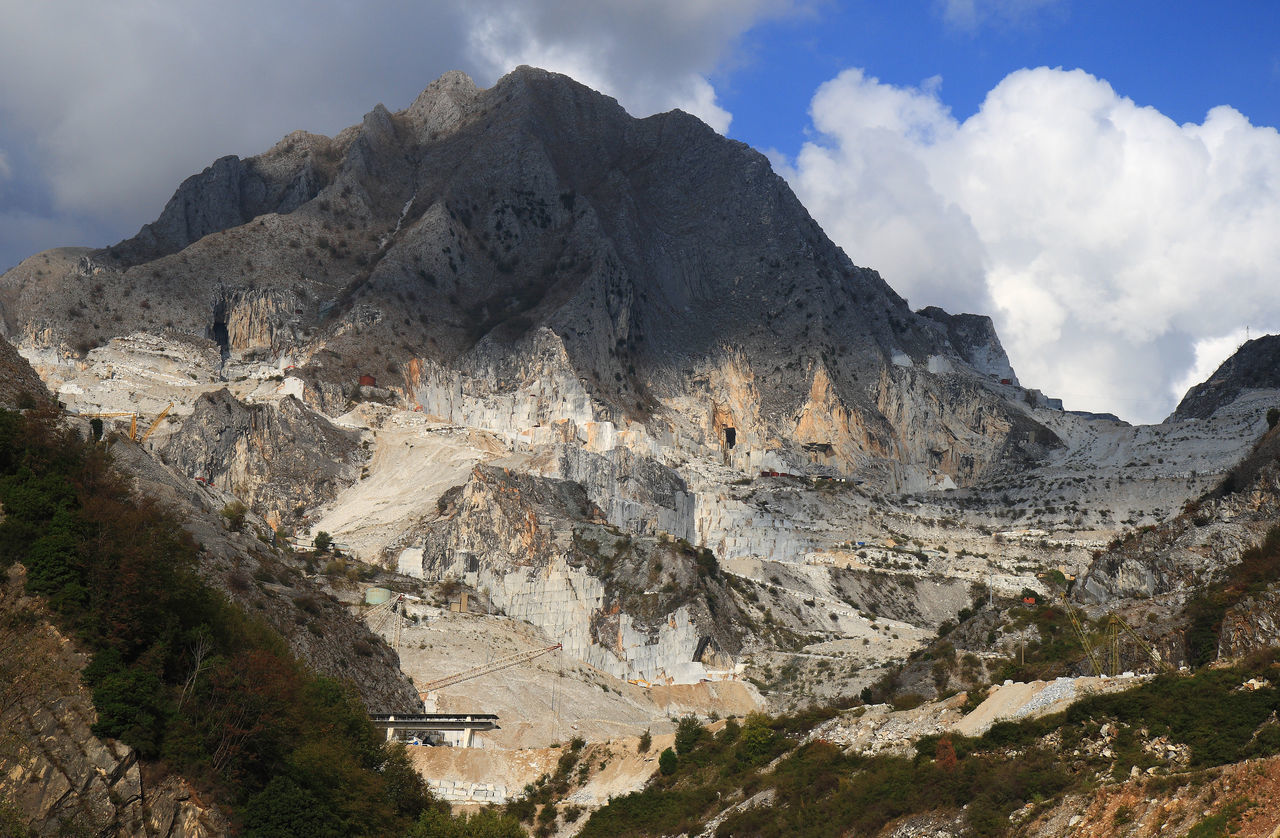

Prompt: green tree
xmin=90 ymin=664 xmax=168 ymax=756
xmin=406 ymin=807 xmax=526 ymax=838
xmin=242 ymin=776 xmax=341 ymax=838
xmin=674 ymin=715 xmax=704 ymax=755
xmin=313 ymin=531 xmax=333 ymax=553
xmin=736 ymin=714 xmax=779 ymax=766
xmin=658 ymin=747 xmax=678 ymax=776
xmin=381 ymin=742 xmax=434 ymax=818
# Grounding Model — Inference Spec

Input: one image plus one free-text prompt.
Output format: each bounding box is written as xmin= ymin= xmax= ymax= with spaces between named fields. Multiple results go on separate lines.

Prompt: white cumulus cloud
xmin=462 ymin=0 xmax=798 ymax=134
xmin=783 ymin=66 xmax=1280 ymax=424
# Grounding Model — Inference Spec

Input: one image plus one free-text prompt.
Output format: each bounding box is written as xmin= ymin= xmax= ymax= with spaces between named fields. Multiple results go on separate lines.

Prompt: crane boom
xmin=419 ymin=644 xmax=562 ymax=694
xmin=139 ymin=403 xmax=174 ymax=443
xmin=1108 ymin=614 xmax=1173 ymax=675
xmin=1060 ymin=593 xmax=1103 ymax=676
xmin=79 ymin=406 xmax=173 ymax=443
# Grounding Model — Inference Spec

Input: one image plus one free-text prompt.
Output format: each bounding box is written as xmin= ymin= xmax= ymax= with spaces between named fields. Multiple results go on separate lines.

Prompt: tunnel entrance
xmin=724 ymin=427 xmax=736 ymax=449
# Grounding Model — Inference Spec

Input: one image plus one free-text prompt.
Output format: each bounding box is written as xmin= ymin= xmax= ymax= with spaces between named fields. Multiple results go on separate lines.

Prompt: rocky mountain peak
xmin=2 ymin=66 xmax=1057 ymax=493
xmin=404 ymin=69 xmax=482 ymax=140
xmin=1170 ymin=334 xmax=1280 ymax=421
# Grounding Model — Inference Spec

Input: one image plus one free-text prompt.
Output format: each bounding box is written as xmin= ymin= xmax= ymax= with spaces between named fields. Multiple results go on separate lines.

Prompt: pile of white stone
xmin=425 ymin=778 xmax=510 ymax=804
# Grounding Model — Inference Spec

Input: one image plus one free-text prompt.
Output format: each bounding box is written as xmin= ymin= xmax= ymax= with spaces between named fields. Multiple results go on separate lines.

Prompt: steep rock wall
xmin=417 ymin=467 xmax=742 ymax=683
xmin=160 ymin=388 xmax=364 ymax=526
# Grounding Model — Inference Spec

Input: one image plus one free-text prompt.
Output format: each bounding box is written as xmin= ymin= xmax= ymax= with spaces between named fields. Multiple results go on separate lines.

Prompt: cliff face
xmin=1079 ymin=422 xmax=1280 ymax=602
xmin=416 ymin=465 xmax=744 ymax=684
xmin=158 ymin=387 xmax=366 ymax=526
xmin=0 ymin=66 xmax=1053 ymax=495
xmin=112 ymin=135 xmax=341 ymax=265
xmin=0 ymin=566 xmax=229 ymax=838
xmin=0 ymin=335 xmax=48 ymax=409
xmin=917 ymin=306 xmax=1019 ymax=385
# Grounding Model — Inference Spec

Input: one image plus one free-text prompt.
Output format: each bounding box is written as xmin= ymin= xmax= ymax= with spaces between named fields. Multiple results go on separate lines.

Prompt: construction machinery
xmin=1060 ymin=593 xmax=1105 ymax=677
xmin=1059 ymin=593 xmax=1172 ymax=677
xmin=139 ymin=403 xmax=173 ymax=443
xmin=364 ymin=592 xmax=422 ymax=649
xmin=82 ymin=411 xmax=138 ymax=440
xmin=1105 ymin=613 xmax=1174 ymax=676
xmin=417 ymin=643 xmax=563 ymax=701
xmin=82 ymin=402 xmax=174 ymax=443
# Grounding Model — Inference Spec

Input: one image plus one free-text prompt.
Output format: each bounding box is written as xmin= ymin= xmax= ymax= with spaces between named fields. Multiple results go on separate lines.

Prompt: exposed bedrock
xmin=160 ymin=388 xmax=366 ymax=526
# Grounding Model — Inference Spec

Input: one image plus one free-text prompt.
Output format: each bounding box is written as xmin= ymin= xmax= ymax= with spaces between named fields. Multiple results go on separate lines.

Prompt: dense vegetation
xmin=0 ymin=406 xmax=522 ymax=835
xmin=578 ymin=653 xmax=1280 ymax=837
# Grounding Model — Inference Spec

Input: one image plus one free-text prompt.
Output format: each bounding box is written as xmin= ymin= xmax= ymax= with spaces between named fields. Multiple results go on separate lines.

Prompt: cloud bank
xmin=782 ymin=66 xmax=1280 ymax=423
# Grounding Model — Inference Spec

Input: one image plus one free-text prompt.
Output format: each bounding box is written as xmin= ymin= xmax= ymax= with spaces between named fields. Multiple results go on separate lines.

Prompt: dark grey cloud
xmin=0 ymin=1 xmax=792 ymax=271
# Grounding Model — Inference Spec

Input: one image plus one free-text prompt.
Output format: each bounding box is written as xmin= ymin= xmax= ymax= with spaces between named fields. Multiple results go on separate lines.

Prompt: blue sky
xmin=723 ymin=1 xmax=1280 ymax=158
xmin=1 ymin=0 xmax=1278 ymax=423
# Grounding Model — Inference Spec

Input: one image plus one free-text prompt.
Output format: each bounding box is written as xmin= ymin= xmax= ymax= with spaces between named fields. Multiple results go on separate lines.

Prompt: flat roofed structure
xmin=368 ymin=713 xmax=500 ymax=748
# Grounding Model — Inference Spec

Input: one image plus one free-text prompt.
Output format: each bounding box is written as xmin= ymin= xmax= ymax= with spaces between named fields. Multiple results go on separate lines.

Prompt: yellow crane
xmin=139 ymin=403 xmax=173 ymax=443
xmin=82 ymin=411 xmax=138 ymax=440
xmin=1060 ymin=593 xmax=1104 ymax=677
xmin=1106 ymin=614 xmax=1173 ymax=676
xmin=81 ymin=402 xmax=173 ymax=442
xmin=1057 ymin=594 xmax=1173 ymax=677
xmin=418 ymin=643 xmax=563 ymax=696
xmin=365 ymin=592 xmax=422 ymax=649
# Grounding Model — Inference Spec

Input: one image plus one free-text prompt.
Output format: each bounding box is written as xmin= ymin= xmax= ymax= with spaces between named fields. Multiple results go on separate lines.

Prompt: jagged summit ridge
xmin=1 ymin=66 xmax=1053 ymax=490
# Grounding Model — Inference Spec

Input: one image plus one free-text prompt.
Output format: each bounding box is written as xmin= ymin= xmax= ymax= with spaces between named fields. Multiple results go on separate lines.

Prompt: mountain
xmin=1170 ymin=334 xmax=1280 ymax=422
xmin=5 ymin=66 xmax=1280 ymax=836
xmin=0 ymin=66 xmax=1055 ymax=494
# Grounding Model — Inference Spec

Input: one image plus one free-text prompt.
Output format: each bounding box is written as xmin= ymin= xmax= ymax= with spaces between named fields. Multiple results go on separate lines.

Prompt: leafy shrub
xmin=221 ymin=501 xmax=247 ymax=532
xmin=674 ymin=715 xmax=704 ymax=755
xmin=659 ymin=747 xmax=678 ymax=775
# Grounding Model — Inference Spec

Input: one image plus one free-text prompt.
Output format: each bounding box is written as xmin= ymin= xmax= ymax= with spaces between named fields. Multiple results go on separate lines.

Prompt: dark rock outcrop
xmin=1170 ymin=334 xmax=1280 ymax=421
xmin=111 ymin=135 xmax=339 ymax=264
xmin=159 ymin=388 xmax=366 ymax=525
xmin=0 ymin=335 xmax=49 ymax=409
xmin=917 ymin=306 xmax=1018 ymax=384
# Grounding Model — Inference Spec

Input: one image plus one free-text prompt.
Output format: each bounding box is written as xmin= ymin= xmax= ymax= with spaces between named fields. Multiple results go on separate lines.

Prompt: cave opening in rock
xmin=210 ymin=301 xmax=230 ymax=363
xmin=724 ymin=427 xmax=736 ymax=449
